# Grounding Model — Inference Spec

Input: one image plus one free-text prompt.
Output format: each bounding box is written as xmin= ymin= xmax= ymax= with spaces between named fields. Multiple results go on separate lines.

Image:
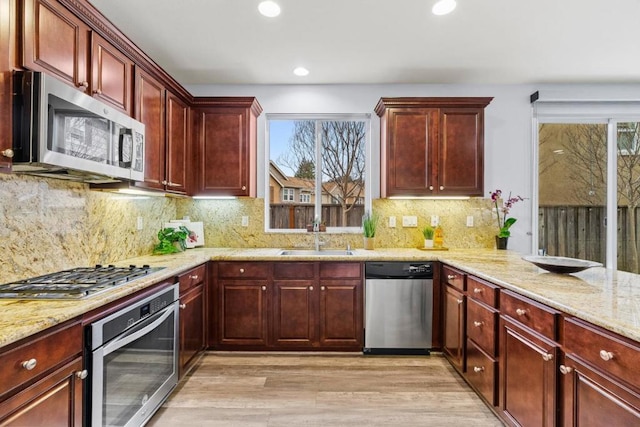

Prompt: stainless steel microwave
xmin=12 ymin=71 xmax=145 ymax=183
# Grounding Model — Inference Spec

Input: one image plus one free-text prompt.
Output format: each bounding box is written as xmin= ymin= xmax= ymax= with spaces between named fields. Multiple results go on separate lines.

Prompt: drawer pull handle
xmin=189 ymin=275 xmax=199 ymax=280
xmin=542 ymin=353 xmax=553 ymax=362
xmin=559 ymin=365 xmax=573 ymax=375
xmin=473 ymin=288 xmax=482 ymax=294
xmin=76 ymin=369 xmax=88 ymax=380
xmin=439 ymin=185 xmax=444 ymax=191
xmin=473 ymin=366 xmax=484 ymax=373
xmin=456 ymin=299 xmax=463 ymax=305
xmin=262 ymin=285 xmax=266 ymax=291
xmin=599 ymin=350 xmax=614 ymax=361
xmin=429 ymin=185 xmax=434 ymax=191
xmin=22 ymin=359 xmax=37 ymax=370
xmin=515 ymin=308 xmax=527 ymax=316
xmin=179 ymin=303 xmax=187 ymax=309
xmin=447 ymin=275 xmax=456 ymax=280
xmin=473 ymin=321 xmax=483 ymax=327
xmin=309 ymin=286 xmax=314 ymax=291
xmin=1 ymin=148 xmax=14 ymax=158
xmin=240 ymin=268 xmax=245 ymax=273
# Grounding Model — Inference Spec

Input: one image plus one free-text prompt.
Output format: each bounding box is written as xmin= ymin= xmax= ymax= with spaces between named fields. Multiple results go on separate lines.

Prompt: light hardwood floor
xmin=148 ymin=352 xmax=504 ymax=427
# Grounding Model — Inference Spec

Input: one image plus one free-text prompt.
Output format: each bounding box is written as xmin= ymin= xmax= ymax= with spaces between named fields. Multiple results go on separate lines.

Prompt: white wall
xmin=187 ymin=83 xmax=537 ymax=253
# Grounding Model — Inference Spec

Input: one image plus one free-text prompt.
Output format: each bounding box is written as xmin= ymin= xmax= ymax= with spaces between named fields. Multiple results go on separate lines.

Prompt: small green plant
xmin=153 ymin=226 xmax=190 ymax=255
xmin=362 ymin=211 xmax=379 ymax=238
xmin=422 ymin=225 xmax=435 ymax=240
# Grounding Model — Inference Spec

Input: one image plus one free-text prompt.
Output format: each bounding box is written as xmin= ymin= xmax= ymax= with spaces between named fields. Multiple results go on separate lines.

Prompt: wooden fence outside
xmin=270 ymin=204 xmax=365 ymax=229
xmin=539 ymin=205 xmax=637 ymax=271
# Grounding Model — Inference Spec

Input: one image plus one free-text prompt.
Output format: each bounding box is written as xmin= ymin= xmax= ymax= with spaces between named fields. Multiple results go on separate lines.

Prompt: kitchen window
xmin=533 ymin=93 xmax=640 ymax=272
xmin=282 ymin=188 xmax=295 ymax=202
xmin=266 ymin=114 xmax=371 ymax=231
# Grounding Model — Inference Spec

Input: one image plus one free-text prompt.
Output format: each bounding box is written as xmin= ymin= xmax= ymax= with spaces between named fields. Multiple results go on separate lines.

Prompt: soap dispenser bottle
xmin=434 ymin=225 xmax=444 ymax=248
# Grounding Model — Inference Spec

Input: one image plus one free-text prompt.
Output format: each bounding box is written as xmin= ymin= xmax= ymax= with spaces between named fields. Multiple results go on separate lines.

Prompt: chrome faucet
xmin=314 ymin=230 xmax=325 ymax=251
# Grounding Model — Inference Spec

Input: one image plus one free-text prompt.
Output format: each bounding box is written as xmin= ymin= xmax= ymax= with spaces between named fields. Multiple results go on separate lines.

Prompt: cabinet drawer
xmin=465 ymin=339 xmax=498 ymax=406
xmin=217 ymin=262 xmax=270 ymax=279
xmin=564 ymin=317 xmax=640 ymax=389
xmin=319 ymin=262 xmax=361 ymax=279
xmin=179 ymin=264 xmax=206 ymax=294
xmin=273 ymin=262 xmax=315 ymax=279
xmin=500 ymin=289 xmax=559 ymax=340
xmin=0 ymin=321 xmax=82 ymax=399
xmin=467 ymin=276 xmax=499 ymax=308
xmin=442 ymin=265 xmax=465 ymax=292
xmin=467 ymin=298 xmax=498 ymax=356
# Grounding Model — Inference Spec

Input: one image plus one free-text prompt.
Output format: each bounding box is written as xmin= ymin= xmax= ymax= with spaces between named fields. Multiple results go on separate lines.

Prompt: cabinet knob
xmin=179 ymin=303 xmax=187 ymax=309
xmin=242 ymin=185 xmax=247 ymax=191
xmin=447 ymin=274 xmax=456 ymax=280
xmin=429 ymin=185 xmax=434 ymax=191
xmin=456 ymin=299 xmax=463 ymax=305
xmin=559 ymin=365 xmax=573 ymax=375
xmin=189 ymin=275 xmax=199 ymax=280
xmin=473 ymin=321 xmax=483 ymax=328
xmin=542 ymin=353 xmax=553 ymax=362
xmin=515 ymin=308 xmax=527 ymax=316
xmin=473 ymin=288 xmax=482 ymax=294
xmin=161 ymin=180 xmax=168 ymax=185
xmin=76 ymin=369 xmax=88 ymax=380
xmin=321 ymin=286 xmax=325 ymax=291
xmin=309 ymin=286 xmax=314 ymax=291
xmin=439 ymin=185 xmax=444 ymax=191
xmin=473 ymin=366 xmax=484 ymax=373
xmin=21 ymin=358 xmax=37 ymax=370
xmin=239 ymin=268 xmax=245 ymax=273
xmin=599 ymin=350 xmax=614 ymax=361
xmin=261 ymin=285 xmax=266 ymax=291
xmin=1 ymin=148 xmax=14 ymax=158
xmin=93 ymin=89 xmax=102 ymax=95
xmin=77 ymin=81 xmax=89 ymax=88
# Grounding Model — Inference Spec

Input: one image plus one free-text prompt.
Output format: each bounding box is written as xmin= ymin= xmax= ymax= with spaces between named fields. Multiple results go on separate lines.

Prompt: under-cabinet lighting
xmin=110 ymin=195 xmax=151 ymax=200
xmin=388 ymin=196 xmax=471 ymax=200
xmin=258 ymin=1 xmax=281 ymax=17
xmin=432 ymin=0 xmax=457 ymax=16
xmin=115 ymin=189 xmax=166 ymax=197
xmin=192 ymin=196 xmax=238 ymax=200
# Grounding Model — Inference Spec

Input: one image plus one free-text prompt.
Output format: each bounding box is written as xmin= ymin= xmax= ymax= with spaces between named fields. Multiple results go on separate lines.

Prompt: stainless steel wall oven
xmin=86 ymin=283 xmax=179 ymax=427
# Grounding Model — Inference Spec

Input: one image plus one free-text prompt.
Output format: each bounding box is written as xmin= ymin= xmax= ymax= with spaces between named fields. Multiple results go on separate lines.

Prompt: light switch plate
xmin=431 ymin=215 xmax=439 ymax=227
xmin=241 ymin=216 xmax=249 ymax=227
xmin=402 ymin=216 xmax=418 ymax=227
xmin=389 ymin=216 xmax=396 ymax=228
xmin=466 ymin=215 xmax=474 ymax=227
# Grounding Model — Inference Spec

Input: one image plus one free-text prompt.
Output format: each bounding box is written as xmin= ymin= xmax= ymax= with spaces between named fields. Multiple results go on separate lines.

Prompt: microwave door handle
xmin=101 ymin=303 xmax=176 ymax=357
xmin=118 ymin=128 xmax=133 ymax=168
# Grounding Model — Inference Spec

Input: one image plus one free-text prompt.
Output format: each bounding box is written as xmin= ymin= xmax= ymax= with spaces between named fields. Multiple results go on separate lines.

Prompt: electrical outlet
xmin=389 ymin=216 xmax=396 ymax=228
xmin=136 ymin=216 xmax=144 ymax=231
xmin=466 ymin=215 xmax=474 ymax=227
xmin=431 ymin=215 xmax=439 ymax=227
xmin=241 ymin=216 xmax=249 ymax=227
xmin=402 ymin=216 xmax=418 ymax=227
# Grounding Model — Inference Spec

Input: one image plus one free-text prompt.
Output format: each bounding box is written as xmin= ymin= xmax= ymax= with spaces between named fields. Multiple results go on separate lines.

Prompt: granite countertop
xmin=1 ymin=247 xmax=639 ymax=349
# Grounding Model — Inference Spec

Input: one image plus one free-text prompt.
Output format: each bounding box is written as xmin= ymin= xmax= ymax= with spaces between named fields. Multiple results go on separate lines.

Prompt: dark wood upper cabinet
xmin=375 ymin=97 xmax=492 ymax=197
xmin=166 ymin=92 xmax=190 ymax=194
xmin=193 ymin=98 xmax=262 ymax=197
xmin=90 ymin=32 xmax=133 ymax=114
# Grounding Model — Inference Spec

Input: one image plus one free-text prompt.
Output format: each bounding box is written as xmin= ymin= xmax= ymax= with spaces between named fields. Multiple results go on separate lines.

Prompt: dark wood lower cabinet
xmin=218 ymin=280 xmax=269 ymax=347
xmin=179 ymin=284 xmax=205 ymax=376
xmin=0 ymin=357 xmax=83 ymax=426
xmin=500 ymin=317 xmax=558 ymax=427
xmin=561 ymin=354 xmax=640 ymax=426
xmin=272 ymin=280 xmax=316 ymax=347
xmin=443 ymin=285 xmax=465 ymax=371
xmin=318 ymin=279 xmax=363 ymax=348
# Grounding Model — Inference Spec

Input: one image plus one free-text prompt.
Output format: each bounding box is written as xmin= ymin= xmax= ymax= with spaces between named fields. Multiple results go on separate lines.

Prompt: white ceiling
xmin=89 ymin=0 xmax=640 ymax=86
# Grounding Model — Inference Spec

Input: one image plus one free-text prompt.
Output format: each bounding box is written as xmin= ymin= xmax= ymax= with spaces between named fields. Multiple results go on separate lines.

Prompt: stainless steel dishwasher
xmin=363 ymin=262 xmax=433 ymax=355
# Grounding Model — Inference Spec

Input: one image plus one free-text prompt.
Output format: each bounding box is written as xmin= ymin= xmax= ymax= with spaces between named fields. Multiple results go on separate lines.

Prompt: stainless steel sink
xmin=279 ymin=249 xmax=354 ymax=256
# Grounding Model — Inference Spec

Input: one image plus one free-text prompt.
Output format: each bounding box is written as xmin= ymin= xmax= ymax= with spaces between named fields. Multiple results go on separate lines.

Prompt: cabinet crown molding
xmin=375 ymin=97 xmax=493 ymax=116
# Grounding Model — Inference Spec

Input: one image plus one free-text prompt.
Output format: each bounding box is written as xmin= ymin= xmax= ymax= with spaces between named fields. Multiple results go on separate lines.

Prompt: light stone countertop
xmin=1 ymin=247 xmax=639 ymax=349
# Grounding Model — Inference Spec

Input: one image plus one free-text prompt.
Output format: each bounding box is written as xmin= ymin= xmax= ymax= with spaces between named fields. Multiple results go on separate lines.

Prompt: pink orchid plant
xmin=490 ymin=189 xmax=525 ymax=238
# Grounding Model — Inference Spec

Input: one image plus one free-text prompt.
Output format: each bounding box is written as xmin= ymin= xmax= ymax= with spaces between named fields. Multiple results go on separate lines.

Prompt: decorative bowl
xmin=522 ymin=255 xmax=602 ymax=274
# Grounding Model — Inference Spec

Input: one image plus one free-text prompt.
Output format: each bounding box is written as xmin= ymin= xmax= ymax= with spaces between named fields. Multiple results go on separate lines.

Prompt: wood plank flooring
xmin=148 ymin=352 xmax=504 ymax=427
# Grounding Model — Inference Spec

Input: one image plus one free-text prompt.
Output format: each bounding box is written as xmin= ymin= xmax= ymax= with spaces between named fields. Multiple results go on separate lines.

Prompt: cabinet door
xmin=443 ymin=285 xmax=465 ymax=371
xmin=383 ymin=108 xmax=439 ymax=197
xmin=0 ymin=357 xmax=83 ymax=426
xmin=218 ymin=281 xmax=268 ymax=347
xmin=438 ymin=108 xmax=484 ymax=196
xmin=166 ymin=93 xmax=189 ymax=194
xmin=272 ymin=281 xmax=317 ymax=348
xmin=23 ymin=0 xmax=88 ymax=89
xmin=500 ymin=317 xmax=558 ymax=427
xmin=560 ymin=354 xmax=640 ymax=427
xmin=90 ymin=32 xmax=132 ymax=114
xmin=318 ymin=279 xmax=363 ymax=349
xmin=134 ymin=68 xmax=165 ymax=190
xmin=179 ymin=284 xmax=204 ymax=377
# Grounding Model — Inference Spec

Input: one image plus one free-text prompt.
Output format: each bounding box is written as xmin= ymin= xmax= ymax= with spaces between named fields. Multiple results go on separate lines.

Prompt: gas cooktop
xmin=0 ymin=265 xmax=165 ymax=300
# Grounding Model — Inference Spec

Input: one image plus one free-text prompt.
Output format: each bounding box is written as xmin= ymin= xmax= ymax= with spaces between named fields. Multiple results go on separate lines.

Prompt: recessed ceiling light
xmin=258 ymin=1 xmax=281 ymax=18
xmin=293 ymin=67 xmax=309 ymax=77
xmin=432 ymin=0 xmax=457 ymax=16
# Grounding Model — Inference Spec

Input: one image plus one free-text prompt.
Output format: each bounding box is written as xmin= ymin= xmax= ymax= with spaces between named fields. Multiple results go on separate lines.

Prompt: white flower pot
xmin=424 ymin=239 xmax=434 ymax=249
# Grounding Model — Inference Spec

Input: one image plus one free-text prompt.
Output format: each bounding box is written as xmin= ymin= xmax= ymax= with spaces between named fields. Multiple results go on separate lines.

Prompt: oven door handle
xmin=102 ymin=303 xmax=176 ymax=356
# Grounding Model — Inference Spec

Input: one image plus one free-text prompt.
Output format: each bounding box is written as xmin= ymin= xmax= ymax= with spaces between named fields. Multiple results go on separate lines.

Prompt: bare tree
xmin=278 ymin=120 xmax=366 ymax=226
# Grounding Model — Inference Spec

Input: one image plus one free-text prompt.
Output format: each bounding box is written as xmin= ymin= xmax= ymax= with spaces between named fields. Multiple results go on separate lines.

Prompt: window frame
xmin=264 ymin=113 xmax=372 ymax=233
